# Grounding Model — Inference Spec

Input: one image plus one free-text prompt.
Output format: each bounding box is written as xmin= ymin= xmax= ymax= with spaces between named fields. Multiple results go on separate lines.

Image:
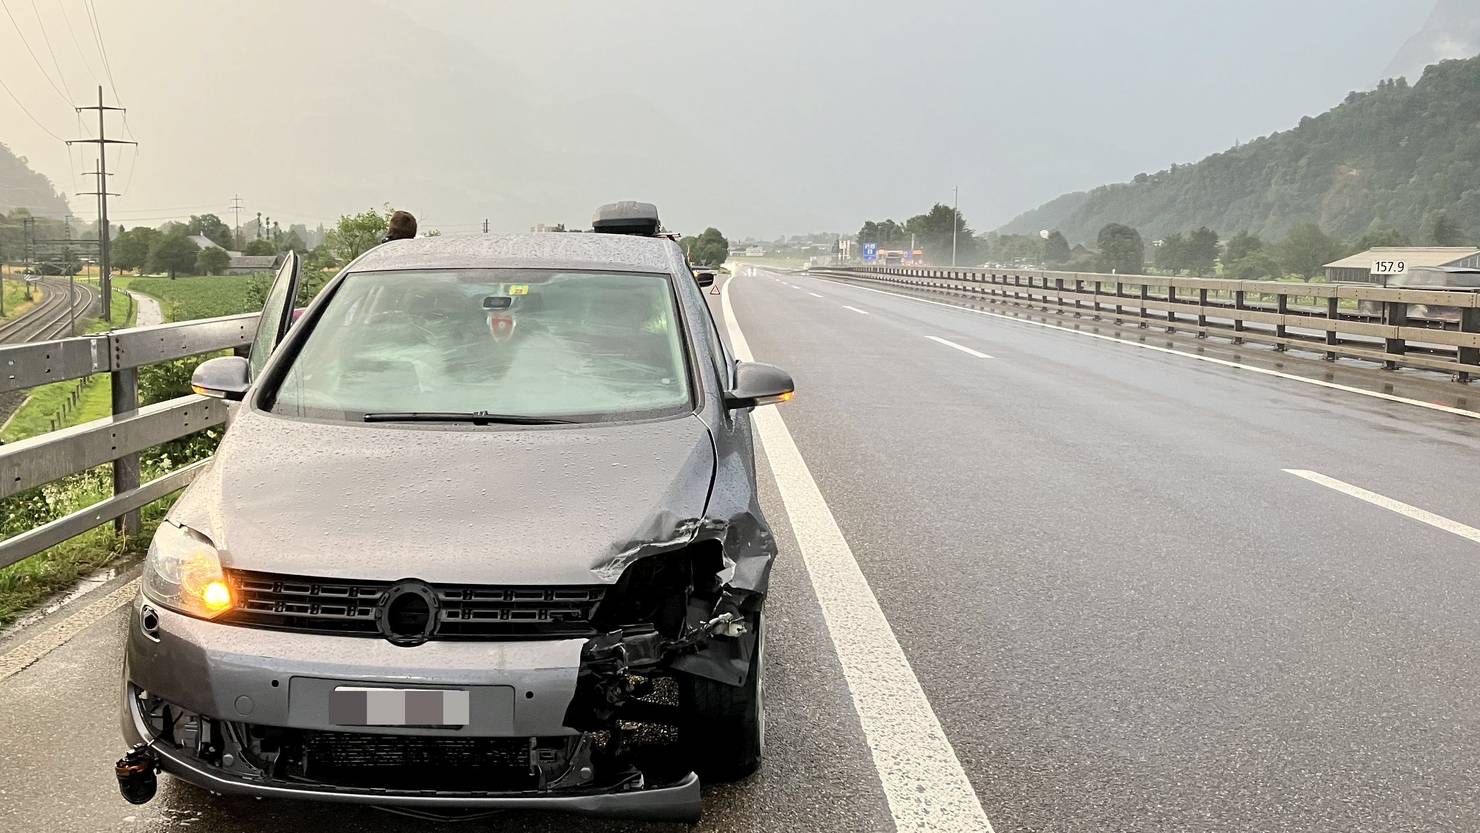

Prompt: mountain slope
xmin=0 ymin=143 xmax=70 ymax=218
xmin=1000 ymin=55 xmax=1480 ymax=244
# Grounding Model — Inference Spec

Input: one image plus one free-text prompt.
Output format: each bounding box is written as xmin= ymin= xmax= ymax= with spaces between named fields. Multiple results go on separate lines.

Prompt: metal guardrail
xmin=0 ymin=312 xmax=258 ymax=570
xmin=811 ymin=266 xmax=1480 ymax=381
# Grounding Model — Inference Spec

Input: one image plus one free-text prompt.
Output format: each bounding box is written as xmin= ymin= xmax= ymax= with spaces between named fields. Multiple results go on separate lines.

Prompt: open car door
xmin=245 ymin=250 xmax=302 ymax=381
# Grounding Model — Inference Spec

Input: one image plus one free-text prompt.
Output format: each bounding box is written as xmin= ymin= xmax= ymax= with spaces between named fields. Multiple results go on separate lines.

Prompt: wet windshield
xmin=269 ymin=269 xmax=691 ymax=422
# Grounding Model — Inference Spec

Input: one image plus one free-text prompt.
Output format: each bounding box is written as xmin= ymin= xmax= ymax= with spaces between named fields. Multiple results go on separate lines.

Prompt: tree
xmin=1044 ymin=230 xmax=1071 ymax=264
xmin=1226 ymin=251 xmax=1282 ymax=279
xmin=682 ymin=227 xmax=730 ymax=267
xmin=242 ymin=238 xmax=275 ymax=256
xmin=1276 ymin=223 xmax=1342 ymax=278
xmin=185 ymin=214 xmax=233 ymax=249
xmin=280 ymin=229 xmax=307 ymax=255
xmin=147 ymin=230 xmax=200 ymax=278
xmin=195 ymin=246 xmax=231 ymax=276
xmin=904 ymin=204 xmax=976 ymax=264
xmin=1156 ymin=233 xmax=1187 ymax=274
xmin=1428 ymin=211 xmax=1464 ymax=246
xmin=1097 ymin=223 xmax=1144 ymax=274
xmin=1352 ymin=228 xmax=1411 ymax=251
xmin=856 ymin=219 xmax=904 ymax=249
xmin=112 ymin=226 xmax=159 ymax=272
xmin=325 ymin=208 xmax=390 ymax=263
xmin=1224 ymin=231 xmax=1264 ymax=263
xmin=1185 ymin=226 xmax=1220 ymax=275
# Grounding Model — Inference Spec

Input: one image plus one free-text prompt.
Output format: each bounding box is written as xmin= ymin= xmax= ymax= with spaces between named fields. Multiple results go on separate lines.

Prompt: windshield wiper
xmin=362 ymin=411 xmax=577 ymax=425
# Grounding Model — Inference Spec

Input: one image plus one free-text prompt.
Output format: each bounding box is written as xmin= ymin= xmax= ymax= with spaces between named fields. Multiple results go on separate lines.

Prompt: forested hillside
xmin=1001 ymin=55 xmax=1480 ymax=244
xmin=0 ymin=143 xmax=70 ymax=218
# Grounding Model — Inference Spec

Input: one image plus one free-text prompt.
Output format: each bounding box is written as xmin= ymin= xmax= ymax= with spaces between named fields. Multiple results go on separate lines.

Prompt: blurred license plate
xmin=328 ymin=687 xmax=470 ymax=727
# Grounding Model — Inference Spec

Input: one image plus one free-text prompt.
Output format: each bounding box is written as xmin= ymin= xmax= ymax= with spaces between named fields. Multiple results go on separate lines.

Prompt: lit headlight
xmin=141 ymin=522 xmax=233 ymax=619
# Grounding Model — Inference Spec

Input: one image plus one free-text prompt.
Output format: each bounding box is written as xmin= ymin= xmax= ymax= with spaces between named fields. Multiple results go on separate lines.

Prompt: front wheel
xmin=677 ymin=615 xmax=765 ymax=782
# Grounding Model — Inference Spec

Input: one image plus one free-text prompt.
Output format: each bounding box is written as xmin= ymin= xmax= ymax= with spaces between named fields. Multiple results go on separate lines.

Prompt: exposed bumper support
xmin=121 ymin=687 xmax=702 ymax=823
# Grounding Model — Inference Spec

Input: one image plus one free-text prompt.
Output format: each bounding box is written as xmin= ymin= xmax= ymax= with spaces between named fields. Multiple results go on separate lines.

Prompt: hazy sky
xmin=0 ymin=1 xmax=1437 ymax=239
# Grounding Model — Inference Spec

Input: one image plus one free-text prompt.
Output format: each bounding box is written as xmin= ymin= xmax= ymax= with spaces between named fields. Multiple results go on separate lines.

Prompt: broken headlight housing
xmin=141 ymin=521 xmax=233 ymax=620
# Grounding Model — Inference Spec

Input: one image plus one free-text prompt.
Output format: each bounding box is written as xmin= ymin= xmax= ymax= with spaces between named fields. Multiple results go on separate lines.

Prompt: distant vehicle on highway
xmin=116 ymin=204 xmax=795 ymax=822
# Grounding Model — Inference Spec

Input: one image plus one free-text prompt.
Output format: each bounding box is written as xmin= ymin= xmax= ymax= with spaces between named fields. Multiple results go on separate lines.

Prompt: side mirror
xmin=695 ymin=271 xmax=715 ymax=287
xmin=191 ymin=356 xmax=251 ymax=402
xmin=724 ymin=361 xmax=794 ymax=410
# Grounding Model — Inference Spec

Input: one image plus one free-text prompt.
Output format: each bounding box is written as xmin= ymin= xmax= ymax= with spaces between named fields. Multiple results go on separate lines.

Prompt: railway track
xmin=0 ymin=277 xmax=98 ymax=343
xmin=0 ymin=277 xmax=101 ymax=428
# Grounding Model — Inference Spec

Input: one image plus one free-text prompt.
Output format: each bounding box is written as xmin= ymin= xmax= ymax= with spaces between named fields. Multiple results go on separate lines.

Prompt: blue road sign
xmin=863 ymin=243 xmax=878 ymax=263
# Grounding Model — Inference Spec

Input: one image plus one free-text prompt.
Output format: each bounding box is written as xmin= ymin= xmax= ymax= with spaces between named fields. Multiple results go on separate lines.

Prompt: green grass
xmin=0 ymin=476 xmax=171 ymax=628
xmin=0 ymin=278 xmax=36 ymax=320
xmin=1 ymin=374 xmax=113 ymax=443
xmin=123 ymin=275 xmax=261 ymax=321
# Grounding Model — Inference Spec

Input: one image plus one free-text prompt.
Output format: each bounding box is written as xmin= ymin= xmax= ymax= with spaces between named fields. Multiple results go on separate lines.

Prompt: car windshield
xmin=268 ymin=268 xmax=691 ymax=423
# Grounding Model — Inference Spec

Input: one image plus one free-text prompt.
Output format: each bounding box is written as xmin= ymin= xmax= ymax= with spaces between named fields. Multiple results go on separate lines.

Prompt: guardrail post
xmin=1383 ymin=300 xmax=1408 ymax=370
xmin=1274 ymin=293 xmax=1289 ymax=352
xmin=1092 ymin=280 xmax=1102 ymax=318
xmin=111 ymin=364 xmax=141 ymax=536
xmin=1325 ymin=297 xmax=1339 ymax=360
xmin=1197 ymin=289 xmax=1208 ymax=337
xmin=1114 ymin=282 xmax=1124 ymax=319
xmin=1233 ymin=290 xmax=1246 ymax=344
xmin=1166 ymin=285 xmax=1178 ymax=332
xmin=1459 ymin=307 xmax=1479 ymax=383
xmin=1055 ymin=277 xmax=1065 ymax=312
xmin=1138 ymin=284 xmax=1150 ymax=328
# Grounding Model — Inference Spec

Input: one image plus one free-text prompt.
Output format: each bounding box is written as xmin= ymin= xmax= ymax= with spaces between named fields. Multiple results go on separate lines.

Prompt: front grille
xmin=220 ymin=570 xmax=604 ymax=639
xmin=295 ymin=730 xmax=534 ymax=791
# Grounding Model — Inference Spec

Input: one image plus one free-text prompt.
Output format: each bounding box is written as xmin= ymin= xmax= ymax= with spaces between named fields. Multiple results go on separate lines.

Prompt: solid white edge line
xmin=724 ymin=274 xmax=996 ymax=833
xmin=808 ymin=292 xmax=823 ymax=298
xmin=926 ymin=335 xmax=994 ymax=359
xmin=1283 ymin=470 xmax=1480 ymax=545
xmin=0 ymin=578 xmax=139 ymax=683
xmin=843 ymin=305 xmax=870 ymax=315
xmin=816 ymin=277 xmax=1480 ymax=422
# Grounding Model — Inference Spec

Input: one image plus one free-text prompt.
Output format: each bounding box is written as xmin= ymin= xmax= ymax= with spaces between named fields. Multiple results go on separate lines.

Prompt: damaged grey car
xmin=117 ymin=209 xmax=793 ymax=823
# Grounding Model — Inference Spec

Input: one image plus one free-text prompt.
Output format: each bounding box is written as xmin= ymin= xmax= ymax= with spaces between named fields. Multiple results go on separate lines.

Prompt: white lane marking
xmin=808 ymin=292 xmax=823 ymax=298
xmin=724 ymin=276 xmax=995 ymax=833
xmin=843 ymin=305 xmax=870 ymax=315
xmin=0 ymin=579 xmax=139 ymax=683
xmin=1284 ymin=470 xmax=1480 ymax=545
xmin=822 ymin=278 xmax=1480 ymax=422
xmin=927 ymin=335 xmax=994 ymax=359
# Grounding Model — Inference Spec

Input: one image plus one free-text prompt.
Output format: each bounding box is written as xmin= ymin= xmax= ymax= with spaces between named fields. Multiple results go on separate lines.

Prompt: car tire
xmin=678 ymin=614 xmax=765 ymax=782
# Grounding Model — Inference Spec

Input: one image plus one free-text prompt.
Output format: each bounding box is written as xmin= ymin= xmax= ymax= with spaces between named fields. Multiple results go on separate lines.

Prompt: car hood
xmin=169 ymin=409 xmax=716 ymax=586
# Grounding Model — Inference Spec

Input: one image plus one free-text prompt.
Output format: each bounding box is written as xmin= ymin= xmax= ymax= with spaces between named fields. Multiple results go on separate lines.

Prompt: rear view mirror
xmin=695 ymin=272 xmax=715 ymax=287
xmin=724 ymin=362 xmax=794 ymax=409
xmin=191 ymin=356 xmax=251 ymax=402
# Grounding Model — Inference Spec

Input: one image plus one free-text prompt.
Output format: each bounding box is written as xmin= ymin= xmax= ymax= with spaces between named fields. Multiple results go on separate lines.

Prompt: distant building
xmin=186 ymin=233 xmax=278 ymax=275
xmin=1325 ymin=247 xmax=1480 ymax=284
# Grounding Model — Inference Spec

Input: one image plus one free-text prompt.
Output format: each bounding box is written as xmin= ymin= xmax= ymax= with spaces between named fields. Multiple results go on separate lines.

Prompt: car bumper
xmin=121 ymin=595 xmax=703 ymax=822
xmin=123 ymin=594 xmax=583 ymax=736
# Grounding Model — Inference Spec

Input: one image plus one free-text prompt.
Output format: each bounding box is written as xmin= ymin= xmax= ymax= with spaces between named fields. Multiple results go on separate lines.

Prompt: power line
xmin=69 ymin=84 xmax=133 ymax=322
xmin=29 ymin=0 xmax=72 ymax=100
xmin=80 ymin=0 xmax=118 ymax=106
xmin=119 ymin=143 xmax=138 ymax=196
xmin=56 ymin=0 xmax=100 ymax=85
xmin=0 ymin=73 xmax=64 ymax=140
xmin=0 ymin=0 xmax=70 ymax=103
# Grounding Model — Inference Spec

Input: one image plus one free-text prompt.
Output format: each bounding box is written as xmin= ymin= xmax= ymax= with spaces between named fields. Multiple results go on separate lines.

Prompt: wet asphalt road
xmin=3 ymin=267 xmax=1480 ymax=831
